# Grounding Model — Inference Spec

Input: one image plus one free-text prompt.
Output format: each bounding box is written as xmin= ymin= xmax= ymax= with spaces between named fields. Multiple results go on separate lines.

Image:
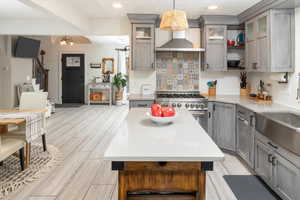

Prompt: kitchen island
xmin=104 ymin=108 xmax=224 ymax=200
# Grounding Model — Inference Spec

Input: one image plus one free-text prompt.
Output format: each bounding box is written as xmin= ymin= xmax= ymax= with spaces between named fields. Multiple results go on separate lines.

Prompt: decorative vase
xmin=115 ymin=90 xmax=123 ymax=101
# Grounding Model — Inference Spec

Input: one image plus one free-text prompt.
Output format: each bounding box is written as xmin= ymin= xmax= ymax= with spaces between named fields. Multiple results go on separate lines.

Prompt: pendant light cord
xmin=173 ymin=0 xmax=175 ymax=10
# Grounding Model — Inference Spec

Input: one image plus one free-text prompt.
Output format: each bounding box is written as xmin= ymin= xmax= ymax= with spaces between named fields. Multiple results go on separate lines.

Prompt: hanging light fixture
xmin=160 ymin=0 xmax=189 ymax=32
xmin=60 ymin=36 xmax=74 ymax=46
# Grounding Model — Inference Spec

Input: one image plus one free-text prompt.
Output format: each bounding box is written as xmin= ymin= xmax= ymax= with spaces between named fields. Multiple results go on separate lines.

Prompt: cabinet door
xmin=237 ymin=116 xmax=254 ymax=167
xmin=270 ymin=9 xmax=293 ymax=72
xmin=214 ymin=103 xmax=236 ymax=151
xmin=256 ymin=37 xmax=269 ymax=72
xmin=204 ymin=25 xmax=227 ymax=71
xmin=245 ymin=40 xmax=257 ymax=71
xmin=207 ymin=102 xmax=214 ymax=138
xmin=273 ymin=153 xmax=300 ymax=200
xmin=132 ymin=24 xmax=155 ymax=71
xmin=246 ymin=19 xmax=256 ymax=42
xmin=254 ymin=139 xmax=273 ymax=185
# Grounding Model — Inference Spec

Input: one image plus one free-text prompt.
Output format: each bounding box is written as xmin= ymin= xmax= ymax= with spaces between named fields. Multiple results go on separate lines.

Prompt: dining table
xmin=0 ymin=109 xmax=47 ymax=168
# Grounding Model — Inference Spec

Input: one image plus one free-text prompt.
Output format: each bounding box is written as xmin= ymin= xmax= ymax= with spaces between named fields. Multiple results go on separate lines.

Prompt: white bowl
xmin=146 ymin=112 xmax=177 ymax=125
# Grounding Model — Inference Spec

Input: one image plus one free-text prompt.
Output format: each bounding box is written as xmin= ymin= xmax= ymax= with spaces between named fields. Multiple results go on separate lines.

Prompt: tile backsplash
xmin=156 ymin=52 xmax=200 ymax=91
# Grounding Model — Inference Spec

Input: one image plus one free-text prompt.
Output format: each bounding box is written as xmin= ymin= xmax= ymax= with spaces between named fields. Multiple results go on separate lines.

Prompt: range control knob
xmin=190 ymin=104 xmax=195 ymax=109
xmin=172 ymin=103 xmax=176 ymax=107
xmin=196 ymin=104 xmax=200 ymax=109
xmin=185 ymin=104 xmax=189 ymax=108
xmin=177 ymin=103 xmax=182 ymax=108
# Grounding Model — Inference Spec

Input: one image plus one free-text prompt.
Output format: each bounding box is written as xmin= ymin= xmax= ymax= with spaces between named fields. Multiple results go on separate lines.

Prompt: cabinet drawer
xmin=130 ymin=100 xmax=154 ymax=108
xmin=124 ymin=162 xmax=201 ymax=171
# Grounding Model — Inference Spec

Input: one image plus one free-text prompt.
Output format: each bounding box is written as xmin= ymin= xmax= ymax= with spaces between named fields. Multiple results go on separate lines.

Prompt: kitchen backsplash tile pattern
xmin=156 ymin=52 xmax=199 ymax=91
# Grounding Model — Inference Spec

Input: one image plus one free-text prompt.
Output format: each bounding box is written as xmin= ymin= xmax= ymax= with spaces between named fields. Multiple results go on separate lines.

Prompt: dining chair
xmin=0 ymin=136 xmax=26 ymax=171
xmin=3 ymin=92 xmax=48 ymax=167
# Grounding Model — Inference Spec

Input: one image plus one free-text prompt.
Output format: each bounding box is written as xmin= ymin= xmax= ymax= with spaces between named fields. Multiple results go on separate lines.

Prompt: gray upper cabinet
xmin=202 ymin=25 xmax=227 ymax=72
xmin=132 ymin=24 xmax=155 ymax=71
xmin=245 ymin=9 xmax=294 ymax=72
xmin=213 ymin=102 xmax=236 ymax=151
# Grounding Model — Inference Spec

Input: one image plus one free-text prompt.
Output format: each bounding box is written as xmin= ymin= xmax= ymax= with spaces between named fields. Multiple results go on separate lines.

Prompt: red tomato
xmin=151 ymin=104 xmax=162 ymax=117
xmin=162 ymin=107 xmax=175 ymax=117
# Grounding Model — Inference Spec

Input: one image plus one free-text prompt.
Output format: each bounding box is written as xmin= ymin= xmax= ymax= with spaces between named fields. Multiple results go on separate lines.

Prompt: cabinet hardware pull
xmin=207 ymin=64 xmax=210 ymax=69
xmin=268 ymin=154 xmax=273 ymax=163
xmin=268 ymin=142 xmax=278 ymax=149
xmin=271 ymin=156 xmax=276 ymax=166
xmin=250 ymin=115 xmax=254 ymax=127
xmin=138 ymin=104 xmax=148 ymax=107
xmin=151 ymin=63 xmax=154 ymax=69
xmin=208 ymin=112 xmax=211 ymax=118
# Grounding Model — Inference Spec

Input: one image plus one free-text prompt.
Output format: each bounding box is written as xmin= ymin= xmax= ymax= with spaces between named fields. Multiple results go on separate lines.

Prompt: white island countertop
xmin=104 ymin=108 xmax=224 ymax=162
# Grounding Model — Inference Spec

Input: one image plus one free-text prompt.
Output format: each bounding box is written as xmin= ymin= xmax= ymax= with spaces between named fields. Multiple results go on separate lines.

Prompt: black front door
xmin=61 ymin=53 xmax=85 ymax=103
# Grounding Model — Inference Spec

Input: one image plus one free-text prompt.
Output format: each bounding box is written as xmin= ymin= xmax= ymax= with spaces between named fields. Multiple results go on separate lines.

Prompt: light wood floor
xmin=8 ymin=105 xmax=259 ymax=200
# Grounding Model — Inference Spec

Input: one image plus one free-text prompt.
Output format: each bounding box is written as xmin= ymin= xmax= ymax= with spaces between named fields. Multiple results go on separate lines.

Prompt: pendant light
xmin=160 ymin=0 xmax=189 ymax=32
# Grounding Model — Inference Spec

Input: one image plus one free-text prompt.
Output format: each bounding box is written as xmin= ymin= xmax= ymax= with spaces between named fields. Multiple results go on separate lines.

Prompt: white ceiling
xmin=87 ymin=35 xmax=129 ymax=45
xmin=0 ymin=0 xmax=52 ymax=19
xmin=68 ymin=0 xmax=262 ymax=19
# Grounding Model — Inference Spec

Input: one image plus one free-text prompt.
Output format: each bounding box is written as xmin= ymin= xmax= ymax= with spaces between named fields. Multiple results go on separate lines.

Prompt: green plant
xmin=112 ymin=73 xmax=127 ymax=92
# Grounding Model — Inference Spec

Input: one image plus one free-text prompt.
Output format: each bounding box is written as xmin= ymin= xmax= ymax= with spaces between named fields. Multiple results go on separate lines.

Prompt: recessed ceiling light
xmin=112 ymin=2 xmax=123 ymax=8
xmin=208 ymin=5 xmax=218 ymax=10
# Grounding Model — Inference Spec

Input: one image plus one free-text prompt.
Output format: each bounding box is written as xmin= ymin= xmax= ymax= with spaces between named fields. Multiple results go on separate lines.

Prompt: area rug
xmin=0 ymin=145 xmax=62 ymax=199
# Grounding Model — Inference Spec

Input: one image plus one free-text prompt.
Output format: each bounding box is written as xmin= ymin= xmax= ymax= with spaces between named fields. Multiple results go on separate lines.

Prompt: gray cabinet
xmin=245 ymin=9 xmax=294 ymax=72
xmin=236 ymin=106 xmax=255 ymax=168
xmin=132 ymin=24 xmax=155 ymax=71
xmin=254 ymin=139 xmax=273 ymax=185
xmin=202 ymin=25 xmax=227 ymax=72
xmin=273 ymin=153 xmax=300 ymax=200
xmin=212 ymin=102 xmax=236 ymax=151
xmin=254 ymin=136 xmax=300 ymax=200
xmin=129 ymin=100 xmax=154 ymax=109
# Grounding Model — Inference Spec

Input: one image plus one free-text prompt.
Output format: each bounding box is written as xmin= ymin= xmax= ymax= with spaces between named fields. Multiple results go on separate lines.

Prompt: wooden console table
xmin=87 ymin=82 xmax=112 ymax=106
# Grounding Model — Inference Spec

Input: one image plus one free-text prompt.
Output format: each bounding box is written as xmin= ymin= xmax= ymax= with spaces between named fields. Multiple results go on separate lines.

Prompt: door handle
xmin=268 ymin=142 xmax=278 ymax=149
xmin=268 ymin=154 xmax=273 ymax=163
xmin=271 ymin=156 xmax=276 ymax=166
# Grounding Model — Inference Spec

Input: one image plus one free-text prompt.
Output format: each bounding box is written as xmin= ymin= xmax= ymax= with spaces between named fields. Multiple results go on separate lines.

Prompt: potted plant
xmin=240 ymin=72 xmax=250 ymax=96
xmin=112 ymin=73 xmax=127 ymax=105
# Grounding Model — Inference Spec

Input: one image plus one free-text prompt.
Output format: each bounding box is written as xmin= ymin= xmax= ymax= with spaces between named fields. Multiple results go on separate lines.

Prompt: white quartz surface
xmin=104 ymin=108 xmax=224 ymax=162
xmin=208 ymin=95 xmax=300 ymax=114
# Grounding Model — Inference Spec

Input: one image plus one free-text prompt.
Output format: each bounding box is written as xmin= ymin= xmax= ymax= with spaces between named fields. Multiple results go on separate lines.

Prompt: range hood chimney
xmin=156 ymin=31 xmax=205 ymax=52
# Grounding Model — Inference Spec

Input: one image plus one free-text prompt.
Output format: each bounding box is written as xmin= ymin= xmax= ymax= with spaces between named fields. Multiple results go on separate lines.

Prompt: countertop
xmin=129 ymin=94 xmax=155 ymax=101
xmin=104 ymin=108 xmax=224 ymax=162
xmin=207 ymin=95 xmax=299 ymax=113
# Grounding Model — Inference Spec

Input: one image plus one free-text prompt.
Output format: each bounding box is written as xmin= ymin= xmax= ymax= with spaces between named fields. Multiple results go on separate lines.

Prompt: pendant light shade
xmin=160 ymin=0 xmax=189 ymax=31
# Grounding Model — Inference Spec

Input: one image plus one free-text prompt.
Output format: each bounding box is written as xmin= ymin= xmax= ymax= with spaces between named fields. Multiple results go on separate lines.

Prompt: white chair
xmin=18 ymin=92 xmax=48 ymax=151
xmin=4 ymin=92 xmax=48 ymax=167
xmin=0 ymin=136 xmax=26 ymax=171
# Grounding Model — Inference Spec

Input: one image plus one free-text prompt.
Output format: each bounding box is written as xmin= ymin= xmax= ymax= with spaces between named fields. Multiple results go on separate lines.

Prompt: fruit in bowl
xmin=148 ymin=104 xmax=177 ymax=124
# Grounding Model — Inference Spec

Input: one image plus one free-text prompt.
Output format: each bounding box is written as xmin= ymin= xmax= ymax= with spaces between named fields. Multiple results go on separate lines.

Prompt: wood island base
xmin=112 ymin=161 xmax=214 ymax=200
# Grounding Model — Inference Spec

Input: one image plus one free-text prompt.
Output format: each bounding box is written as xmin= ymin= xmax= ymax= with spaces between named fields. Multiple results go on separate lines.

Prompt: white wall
xmin=36 ymin=36 xmax=127 ymax=103
xmin=0 ymin=36 xmax=33 ymax=108
xmin=248 ymin=7 xmax=300 ymax=109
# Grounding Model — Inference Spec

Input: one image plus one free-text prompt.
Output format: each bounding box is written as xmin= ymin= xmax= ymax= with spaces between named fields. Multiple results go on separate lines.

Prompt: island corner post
xmin=112 ymin=161 xmax=214 ymax=200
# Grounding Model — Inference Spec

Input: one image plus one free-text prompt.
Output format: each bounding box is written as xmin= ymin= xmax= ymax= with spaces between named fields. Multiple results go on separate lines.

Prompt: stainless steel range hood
xmin=156 ymin=31 xmax=205 ymax=52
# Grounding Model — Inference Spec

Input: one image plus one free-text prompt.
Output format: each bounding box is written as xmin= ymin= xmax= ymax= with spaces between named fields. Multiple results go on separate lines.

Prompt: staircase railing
xmin=32 ymin=57 xmax=49 ymax=92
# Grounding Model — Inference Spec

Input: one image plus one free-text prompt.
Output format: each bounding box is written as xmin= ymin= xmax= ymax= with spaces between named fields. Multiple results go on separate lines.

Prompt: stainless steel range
xmin=156 ymin=91 xmax=208 ymax=131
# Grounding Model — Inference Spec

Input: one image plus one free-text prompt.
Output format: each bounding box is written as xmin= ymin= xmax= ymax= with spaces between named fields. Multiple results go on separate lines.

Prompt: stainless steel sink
xmin=256 ymin=112 xmax=300 ymax=156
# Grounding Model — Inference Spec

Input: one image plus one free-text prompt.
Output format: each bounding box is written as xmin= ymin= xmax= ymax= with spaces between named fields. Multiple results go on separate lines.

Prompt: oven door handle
xmin=192 ymin=111 xmax=207 ymax=116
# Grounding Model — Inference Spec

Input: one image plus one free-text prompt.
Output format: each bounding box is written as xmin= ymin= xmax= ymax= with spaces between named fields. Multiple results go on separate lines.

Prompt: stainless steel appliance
xmin=156 ymin=91 xmax=208 ymax=131
xmin=256 ymin=112 xmax=300 ymax=156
